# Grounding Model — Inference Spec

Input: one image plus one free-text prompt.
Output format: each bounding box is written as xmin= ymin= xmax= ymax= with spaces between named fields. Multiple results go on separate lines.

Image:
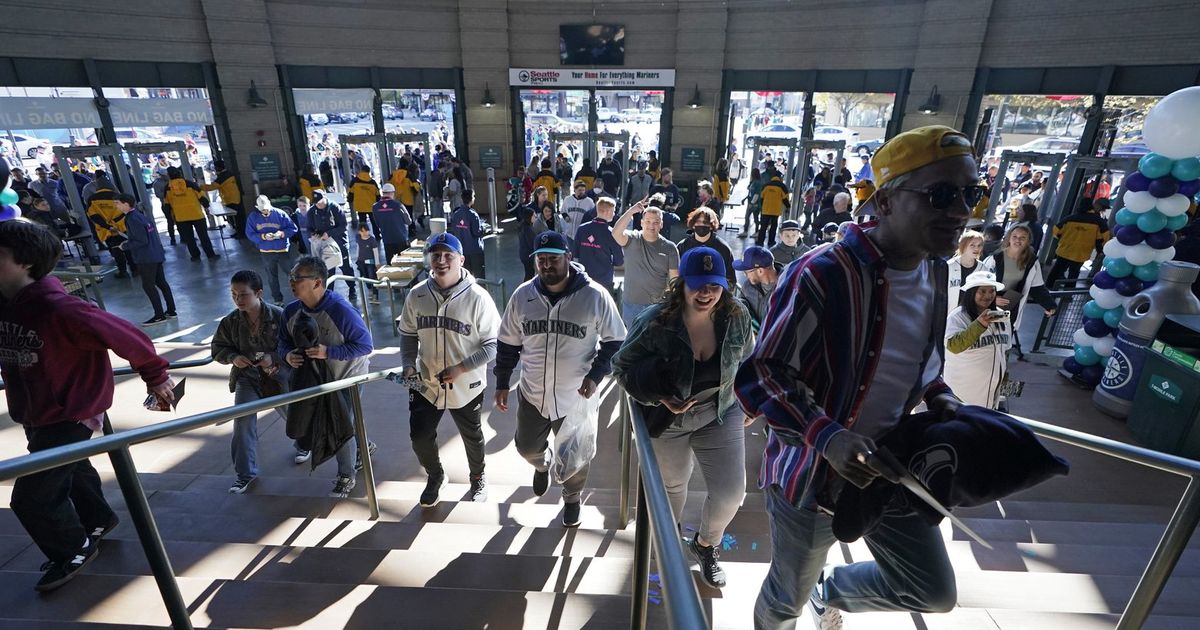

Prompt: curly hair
xmin=655 ymin=276 xmax=737 ymax=325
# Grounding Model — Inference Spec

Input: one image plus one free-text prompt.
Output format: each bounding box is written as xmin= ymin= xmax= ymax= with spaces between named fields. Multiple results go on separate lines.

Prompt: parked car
xmin=853 ymin=137 xmax=886 ymax=156
xmin=751 ymin=123 xmax=803 ymax=141
xmin=381 ymin=104 xmax=404 ymax=120
xmin=987 ymin=136 xmax=1078 ymax=161
xmin=1108 ymin=142 xmax=1150 ymax=159
xmin=5 ymin=133 xmax=52 ymax=158
xmin=1008 ymin=118 xmax=1048 ymax=134
xmin=419 ymin=108 xmax=446 ymax=122
xmin=306 ymin=113 xmax=329 ymax=126
xmin=813 ymin=125 xmax=860 ymax=146
xmin=595 ymin=107 xmax=621 ymax=123
xmin=526 ymin=112 xmax=583 ymax=131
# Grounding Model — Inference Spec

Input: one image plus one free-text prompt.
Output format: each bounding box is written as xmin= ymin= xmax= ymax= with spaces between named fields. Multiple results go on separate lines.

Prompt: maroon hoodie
xmin=0 ymin=276 xmax=168 ymax=427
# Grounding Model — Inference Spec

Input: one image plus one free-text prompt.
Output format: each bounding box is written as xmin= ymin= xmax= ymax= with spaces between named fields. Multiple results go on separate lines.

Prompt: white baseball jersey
xmin=560 ymin=194 xmax=595 ymax=241
xmin=498 ymin=266 xmax=626 ymax=420
xmin=397 ymin=271 xmax=500 ymax=409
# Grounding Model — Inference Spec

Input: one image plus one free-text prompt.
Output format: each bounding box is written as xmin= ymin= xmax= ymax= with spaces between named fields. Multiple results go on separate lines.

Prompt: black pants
xmin=409 ymin=391 xmax=485 ymax=478
xmin=139 ymin=262 xmax=176 ymax=317
xmin=1045 ymin=258 xmax=1084 ymax=289
xmin=12 ymin=421 xmax=115 ymax=563
xmin=756 ymin=214 xmax=780 ymax=247
xmin=465 ymin=253 xmax=485 ymax=279
xmin=383 ymin=241 xmax=405 ymax=267
xmin=228 ymin=203 xmax=246 ymax=239
xmin=104 ymin=236 xmax=133 ymax=274
xmin=357 ymin=261 xmax=379 ymax=297
xmin=178 ymin=219 xmax=216 ymax=259
xmin=162 ymin=205 xmax=177 ymax=242
xmin=521 ymin=257 xmax=535 ymax=281
xmin=357 ymin=212 xmax=382 ymax=241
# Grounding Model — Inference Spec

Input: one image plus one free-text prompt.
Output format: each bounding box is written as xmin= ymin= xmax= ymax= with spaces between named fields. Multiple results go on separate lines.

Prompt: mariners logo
xmin=540 ymin=234 xmax=552 ymax=246
xmin=1102 ymin=347 xmax=1131 ymax=389
xmin=703 ymin=255 xmax=713 ymax=271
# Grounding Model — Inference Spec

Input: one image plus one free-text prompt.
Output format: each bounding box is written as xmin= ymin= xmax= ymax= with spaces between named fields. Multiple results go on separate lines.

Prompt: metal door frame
xmin=385 ymin=132 xmax=433 ymax=217
xmin=985 ymin=150 xmax=1067 ymax=233
xmin=338 ymin=133 xmax=389 ymax=190
xmin=52 ymin=144 xmax=140 ymax=260
xmin=1040 ymin=154 xmax=1138 ymax=263
xmin=796 ymin=138 xmax=847 ymax=215
xmin=745 ymin=136 xmax=799 ymax=195
xmin=123 ymin=141 xmax=193 ymax=225
xmin=550 ymin=131 xmax=630 ymax=206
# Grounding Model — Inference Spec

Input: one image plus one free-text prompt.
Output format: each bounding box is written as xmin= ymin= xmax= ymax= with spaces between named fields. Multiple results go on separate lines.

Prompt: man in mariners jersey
xmin=396 ymin=233 xmax=501 ymax=507
xmin=494 ymin=231 xmax=626 ymax=527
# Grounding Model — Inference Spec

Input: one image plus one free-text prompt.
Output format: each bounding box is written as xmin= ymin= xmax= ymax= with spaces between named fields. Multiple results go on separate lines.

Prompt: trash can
xmin=1127 ymin=316 xmax=1200 ymax=458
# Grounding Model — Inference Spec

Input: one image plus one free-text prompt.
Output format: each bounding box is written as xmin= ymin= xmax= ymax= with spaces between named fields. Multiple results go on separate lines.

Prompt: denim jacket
xmin=612 ymin=299 xmax=753 ymax=417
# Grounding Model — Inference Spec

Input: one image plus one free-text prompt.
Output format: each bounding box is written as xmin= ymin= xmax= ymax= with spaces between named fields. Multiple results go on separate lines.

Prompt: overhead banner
xmin=0 ymin=97 xmax=101 ymax=130
xmin=509 ymin=68 xmax=675 ymax=88
xmin=108 ymin=98 xmax=213 ymax=126
xmin=293 ymin=88 xmax=374 ymax=115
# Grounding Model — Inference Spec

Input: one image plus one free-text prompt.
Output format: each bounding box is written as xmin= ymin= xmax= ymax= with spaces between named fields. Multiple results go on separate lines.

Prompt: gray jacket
xmin=211 ymin=302 xmax=288 ymax=393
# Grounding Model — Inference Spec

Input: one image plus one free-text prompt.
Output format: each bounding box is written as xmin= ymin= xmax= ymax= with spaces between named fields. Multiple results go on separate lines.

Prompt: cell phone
xmin=985 ymin=309 xmax=1009 ymax=319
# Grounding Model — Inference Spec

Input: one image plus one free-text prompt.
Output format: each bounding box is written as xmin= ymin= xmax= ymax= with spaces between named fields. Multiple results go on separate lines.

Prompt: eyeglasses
xmin=288 ymin=274 xmax=319 ymax=283
xmin=891 ymin=183 xmax=986 ymax=211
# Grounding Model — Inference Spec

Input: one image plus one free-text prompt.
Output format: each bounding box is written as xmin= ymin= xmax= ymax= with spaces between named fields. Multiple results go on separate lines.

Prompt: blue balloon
xmin=1116 ymin=276 xmax=1144 ymax=297
xmin=1116 ymin=225 xmax=1146 ymax=245
xmin=1063 ymin=356 xmax=1083 ymax=375
xmin=1075 ymin=344 xmax=1101 ymax=366
xmin=1179 ymin=179 xmax=1200 ymax=198
xmin=1149 ymin=176 xmax=1180 ymax=199
xmin=1124 ymin=172 xmax=1150 ymax=192
xmin=1171 ymin=157 xmax=1200 ymax=182
xmin=1083 ymin=318 xmax=1111 ymax=338
xmin=1140 ymin=153 xmax=1175 ymax=179
xmin=1093 ymin=270 xmax=1116 ymax=289
xmin=1103 ymin=307 xmax=1124 ymax=329
xmin=1145 ymin=229 xmax=1176 ymax=249
xmin=1137 ymin=210 xmax=1169 ymax=233
xmin=1133 ymin=261 xmax=1161 ymax=281
xmin=1079 ymin=364 xmax=1105 ymax=386
xmin=1083 ymin=299 xmax=1107 ymax=319
xmin=1167 ymin=213 xmax=1190 ymax=231
xmin=1143 ymin=280 xmax=1158 ymax=290
xmin=1115 ymin=208 xmax=1139 ymax=226
xmin=1104 ymin=257 xmax=1134 ymax=278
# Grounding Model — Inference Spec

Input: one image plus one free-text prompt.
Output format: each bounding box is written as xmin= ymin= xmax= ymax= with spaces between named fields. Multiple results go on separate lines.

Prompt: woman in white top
xmin=980 ymin=224 xmax=1057 ymax=359
xmin=944 ymin=271 xmax=1012 ymax=408
xmin=947 ymin=229 xmax=985 ymax=319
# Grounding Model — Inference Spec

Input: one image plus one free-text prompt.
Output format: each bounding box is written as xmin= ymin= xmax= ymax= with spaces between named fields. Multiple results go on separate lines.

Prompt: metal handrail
xmin=326 ymin=273 xmax=402 ymax=335
xmin=52 ymin=267 xmax=115 ymax=309
xmin=0 ymin=356 xmax=215 ymax=391
xmin=624 ymin=394 xmax=708 ymax=630
xmin=0 ymin=368 xmax=395 ymax=630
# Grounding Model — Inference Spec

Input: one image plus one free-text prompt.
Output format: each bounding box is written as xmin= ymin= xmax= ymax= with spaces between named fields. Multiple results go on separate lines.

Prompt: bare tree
xmin=829 ymin=93 xmax=870 ymax=126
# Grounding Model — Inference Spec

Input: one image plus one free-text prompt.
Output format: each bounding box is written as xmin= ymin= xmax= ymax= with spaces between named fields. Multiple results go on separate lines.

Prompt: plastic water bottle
xmin=1094 ymin=261 xmax=1200 ymax=418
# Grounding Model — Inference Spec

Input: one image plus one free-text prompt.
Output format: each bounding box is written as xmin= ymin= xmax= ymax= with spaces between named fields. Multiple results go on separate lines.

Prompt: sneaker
xmin=809 ymin=564 xmax=844 ymax=629
xmin=114 ymin=271 xmax=129 ymax=279
xmin=229 ymin=476 xmax=256 ymax=494
xmin=87 ymin=515 xmax=119 ymax=545
xmin=354 ymin=440 xmax=379 ymax=473
xmin=420 ymin=473 xmax=447 ymax=507
xmin=141 ymin=315 xmax=168 ymax=326
xmin=330 ymin=475 xmax=356 ymax=498
xmin=293 ymin=449 xmax=312 ymax=465
xmin=533 ymin=469 xmax=550 ymax=497
xmin=164 ymin=311 xmax=178 ymax=319
xmin=469 ymin=474 xmax=488 ymax=502
xmin=562 ymin=501 xmax=582 ymax=528
xmin=687 ymin=536 xmax=727 ymax=588
xmin=34 ymin=539 xmax=98 ymax=592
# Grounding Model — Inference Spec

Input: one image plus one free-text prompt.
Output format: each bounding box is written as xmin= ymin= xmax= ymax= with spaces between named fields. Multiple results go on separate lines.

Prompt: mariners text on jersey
xmin=415 ymin=314 xmax=474 ymax=336
xmin=521 ymin=318 xmax=588 ymax=339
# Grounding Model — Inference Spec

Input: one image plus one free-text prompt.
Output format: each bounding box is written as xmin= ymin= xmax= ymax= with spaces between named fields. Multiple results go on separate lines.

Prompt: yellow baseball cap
xmin=857 ymin=125 xmax=975 ymax=216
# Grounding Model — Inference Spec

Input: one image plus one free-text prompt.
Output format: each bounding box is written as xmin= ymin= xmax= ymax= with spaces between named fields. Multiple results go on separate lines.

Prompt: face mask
xmin=693 ymin=226 xmax=712 ymax=237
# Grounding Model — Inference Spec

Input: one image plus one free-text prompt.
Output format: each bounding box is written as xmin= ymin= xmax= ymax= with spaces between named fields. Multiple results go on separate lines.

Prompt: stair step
xmin=954 ymin=517 xmax=1200 ymax=548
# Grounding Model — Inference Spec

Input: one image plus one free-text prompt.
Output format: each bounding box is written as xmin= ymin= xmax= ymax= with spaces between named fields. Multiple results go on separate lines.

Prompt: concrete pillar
xmin=669 ymin=5 xmax=728 ymax=186
xmin=903 ymin=0 xmax=996 ymax=132
xmin=459 ymin=0 xmax=511 ymax=220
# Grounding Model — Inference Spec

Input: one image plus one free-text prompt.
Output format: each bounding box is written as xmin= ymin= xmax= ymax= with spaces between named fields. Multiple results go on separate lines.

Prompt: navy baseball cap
xmin=531 ymin=230 xmax=570 ymax=257
xmin=425 ymin=232 xmax=463 ymax=254
xmin=733 ymin=246 xmax=775 ymax=271
xmin=779 ymin=220 xmax=801 ymax=232
xmin=679 ymin=247 xmax=729 ymax=290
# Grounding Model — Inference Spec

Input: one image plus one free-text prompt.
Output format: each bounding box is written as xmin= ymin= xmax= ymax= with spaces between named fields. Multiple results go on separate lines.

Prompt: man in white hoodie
xmin=396 ymin=233 xmax=500 ymax=506
xmin=560 ymin=180 xmax=595 ymax=242
xmin=494 ymin=231 xmax=626 ymax=527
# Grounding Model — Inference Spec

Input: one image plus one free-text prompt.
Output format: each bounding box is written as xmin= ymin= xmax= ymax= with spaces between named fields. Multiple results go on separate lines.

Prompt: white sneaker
xmin=809 ymin=564 xmax=844 ymax=629
xmin=294 ymin=449 xmax=312 ymax=465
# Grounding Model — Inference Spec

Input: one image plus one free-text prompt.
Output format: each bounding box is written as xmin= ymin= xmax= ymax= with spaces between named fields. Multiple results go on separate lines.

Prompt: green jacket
xmin=211 ymin=302 xmax=287 ymax=393
xmin=612 ymin=300 xmax=753 ymax=417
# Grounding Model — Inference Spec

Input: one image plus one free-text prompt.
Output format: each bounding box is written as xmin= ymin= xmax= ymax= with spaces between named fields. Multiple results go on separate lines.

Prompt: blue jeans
xmin=261 ymin=251 xmax=292 ymax=302
xmin=754 ymin=485 xmax=957 ymax=629
xmin=231 ymin=377 xmax=297 ymax=480
xmin=332 ymin=385 xmax=366 ymax=478
xmin=622 ymin=302 xmax=651 ymax=330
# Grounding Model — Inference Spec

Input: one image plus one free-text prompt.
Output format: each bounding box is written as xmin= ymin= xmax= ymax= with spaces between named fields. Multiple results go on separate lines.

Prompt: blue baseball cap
xmin=425 ymin=232 xmax=463 ymax=254
xmin=679 ymin=246 xmax=729 ymax=290
xmin=732 ymin=246 xmax=775 ymax=271
xmin=531 ymin=230 xmax=570 ymax=257
xmin=779 ymin=219 xmax=801 ymax=232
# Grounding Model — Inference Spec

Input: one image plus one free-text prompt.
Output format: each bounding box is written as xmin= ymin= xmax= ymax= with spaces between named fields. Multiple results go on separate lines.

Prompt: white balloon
xmin=1125 ymin=244 xmax=1156 ymax=266
xmin=1090 ymin=285 xmax=1124 ymax=309
xmin=1156 ymin=194 xmax=1192 ymax=217
xmin=1143 ymin=86 xmax=1200 ymax=159
xmin=1155 ymin=246 xmax=1177 ymax=263
xmin=1122 ymin=190 xmax=1156 ymax=213
xmin=1103 ymin=239 xmax=1128 ymax=259
xmin=1074 ymin=328 xmax=1096 ymax=347
xmin=1094 ymin=335 xmax=1116 ymax=357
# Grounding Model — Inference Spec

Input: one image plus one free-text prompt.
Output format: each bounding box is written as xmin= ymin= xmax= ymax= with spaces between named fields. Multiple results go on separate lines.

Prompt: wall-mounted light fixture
xmin=482 ymin=83 xmax=496 ymax=108
xmin=918 ymin=85 xmax=941 ymax=115
xmin=688 ymin=84 xmax=702 ymax=109
xmin=247 ymin=81 xmax=269 ymax=108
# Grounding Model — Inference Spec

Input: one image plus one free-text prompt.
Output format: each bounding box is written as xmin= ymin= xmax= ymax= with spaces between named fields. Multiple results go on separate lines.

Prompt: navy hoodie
xmin=573 ymin=217 xmax=623 ymax=288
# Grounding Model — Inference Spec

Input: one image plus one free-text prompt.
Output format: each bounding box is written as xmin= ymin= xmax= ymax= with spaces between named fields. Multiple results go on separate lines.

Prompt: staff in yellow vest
xmin=85 ymin=175 xmax=133 ymax=277
xmin=347 ymin=165 xmax=381 ymax=239
xmin=202 ymin=160 xmax=245 ymax=239
xmin=389 ymin=159 xmax=423 ymax=230
xmin=163 ymin=166 xmax=219 ymax=260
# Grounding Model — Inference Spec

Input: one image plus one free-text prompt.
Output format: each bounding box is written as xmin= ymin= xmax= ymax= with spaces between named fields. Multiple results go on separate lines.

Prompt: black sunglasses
xmin=891 ymin=183 xmax=986 ymax=210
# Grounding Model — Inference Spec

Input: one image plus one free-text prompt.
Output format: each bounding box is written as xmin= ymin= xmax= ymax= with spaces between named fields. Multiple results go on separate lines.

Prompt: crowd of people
xmin=0 ymin=120 xmax=1140 ymax=630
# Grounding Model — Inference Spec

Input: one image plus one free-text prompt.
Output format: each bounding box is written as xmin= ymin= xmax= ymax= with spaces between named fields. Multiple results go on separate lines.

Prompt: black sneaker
xmin=164 ymin=311 xmax=178 ymax=319
xmin=562 ymin=501 xmax=582 ymax=528
xmin=809 ymin=564 xmax=843 ymax=629
xmin=330 ymin=475 xmax=356 ymax=498
xmin=35 ymin=539 xmax=98 ymax=592
xmin=141 ymin=315 xmax=168 ymax=326
xmin=354 ymin=440 xmax=379 ymax=473
xmin=420 ymin=474 xmax=446 ymax=507
xmin=688 ymin=536 xmax=727 ymax=588
xmin=469 ymin=474 xmax=488 ymax=502
xmin=87 ymin=515 xmax=119 ymax=545
xmin=229 ymin=476 xmax=256 ymax=494
xmin=533 ymin=469 xmax=550 ymax=497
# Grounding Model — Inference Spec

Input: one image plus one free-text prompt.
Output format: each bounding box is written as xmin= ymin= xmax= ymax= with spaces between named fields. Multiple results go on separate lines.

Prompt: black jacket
xmin=285 ymin=312 xmax=355 ymax=470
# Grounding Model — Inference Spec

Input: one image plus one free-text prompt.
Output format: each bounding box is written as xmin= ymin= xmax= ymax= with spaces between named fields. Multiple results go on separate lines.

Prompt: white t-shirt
xmin=854 ymin=260 xmax=942 ymax=439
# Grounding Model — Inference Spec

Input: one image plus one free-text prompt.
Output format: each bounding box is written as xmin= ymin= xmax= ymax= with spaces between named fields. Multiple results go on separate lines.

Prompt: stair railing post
xmin=349 ymin=384 xmax=380 ymax=520
xmin=631 ymin=476 xmax=650 ymax=630
xmin=618 ymin=392 xmax=633 ymax=526
xmin=1117 ymin=475 xmax=1200 ymax=629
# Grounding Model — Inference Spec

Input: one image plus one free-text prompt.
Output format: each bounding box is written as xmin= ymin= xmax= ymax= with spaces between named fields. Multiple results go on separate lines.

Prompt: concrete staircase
xmin=0 ymin=351 xmax=1196 ymax=628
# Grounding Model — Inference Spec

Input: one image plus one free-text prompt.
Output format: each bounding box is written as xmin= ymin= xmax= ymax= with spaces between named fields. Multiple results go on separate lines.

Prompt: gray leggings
xmin=650 ymin=400 xmax=746 ymax=545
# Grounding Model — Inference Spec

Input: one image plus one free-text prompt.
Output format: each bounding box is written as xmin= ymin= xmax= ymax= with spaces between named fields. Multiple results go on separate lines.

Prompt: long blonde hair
xmin=1003 ymin=224 xmax=1036 ymax=270
xmin=957 ymin=229 xmax=984 ymax=257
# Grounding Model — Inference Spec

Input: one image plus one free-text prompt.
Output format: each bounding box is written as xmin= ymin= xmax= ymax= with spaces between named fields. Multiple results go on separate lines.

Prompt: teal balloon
xmin=1139 ymin=153 xmax=1175 ymax=179
xmin=1103 ymin=307 xmax=1124 ymax=329
xmin=0 ymin=188 xmax=15 ymax=206
xmin=1171 ymin=157 xmax=1200 ymax=182
xmin=1137 ymin=210 xmax=1169 ymax=233
xmin=1133 ymin=262 xmax=1161 ymax=281
xmin=1167 ymin=213 xmax=1190 ymax=231
xmin=1074 ymin=344 xmax=1102 ymax=366
xmin=1115 ymin=208 xmax=1139 ymax=226
xmin=1083 ymin=300 xmax=1107 ymax=319
xmin=1104 ymin=257 xmax=1134 ymax=278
